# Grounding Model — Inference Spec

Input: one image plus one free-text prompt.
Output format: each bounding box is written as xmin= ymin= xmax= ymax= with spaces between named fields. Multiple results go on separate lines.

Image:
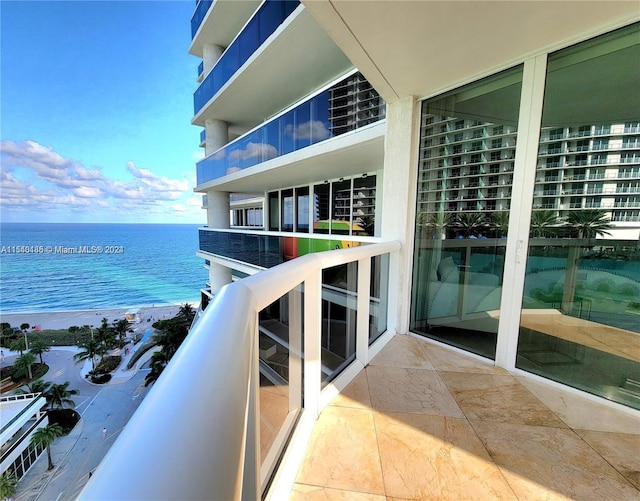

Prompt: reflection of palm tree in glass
xmin=565 ymin=209 xmax=613 ymax=238
xmin=530 ymin=210 xmax=560 ymax=237
xmin=453 ymin=212 xmax=486 ymax=238
xmin=490 ymin=211 xmax=509 ymax=237
xmin=416 ymin=212 xmax=453 ymax=239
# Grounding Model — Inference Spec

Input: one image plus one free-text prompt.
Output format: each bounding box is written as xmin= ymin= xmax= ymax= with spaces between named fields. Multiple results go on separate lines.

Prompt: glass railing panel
xmin=517 ymin=239 xmax=640 ymax=409
xmin=191 ymin=0 xmax=213 ymax=38
xmin=369 ymin=253 xmax=389 ymax=344
xmin=193 ymin=0 xmax=300 ymax=114
xmin=321 ymin=263 xmax=358 ymax=385
xmin=196 ymin=73 xmax=385 ymax=185
xmin=199 ymin=230 xmax=365 ymax=268
xmin=258 ymin=284 xmax=303 ymax=488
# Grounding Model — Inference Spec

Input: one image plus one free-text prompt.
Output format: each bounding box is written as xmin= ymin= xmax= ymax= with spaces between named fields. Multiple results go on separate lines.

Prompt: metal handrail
xmin=79 ymin=240 xmax=400 ymax=500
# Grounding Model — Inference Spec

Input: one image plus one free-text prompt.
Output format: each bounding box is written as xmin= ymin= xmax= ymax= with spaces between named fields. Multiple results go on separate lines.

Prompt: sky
xmin=0 ymin=0 xmax=207 ymax=224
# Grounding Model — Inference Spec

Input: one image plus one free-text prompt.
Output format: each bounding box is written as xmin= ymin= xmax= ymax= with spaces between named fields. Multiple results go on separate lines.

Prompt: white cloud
xmin=0 ymin=140 xmax=202 ymax=223
xmin=284 ymin=120 xmax=330 ymax=141
xmin=228 ymin=142 xmax=277 ymax=161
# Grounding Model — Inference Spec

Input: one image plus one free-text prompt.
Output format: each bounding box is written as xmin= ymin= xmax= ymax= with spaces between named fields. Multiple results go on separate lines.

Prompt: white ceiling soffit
xmin=301 ymin=0 xmax=640 ymax=103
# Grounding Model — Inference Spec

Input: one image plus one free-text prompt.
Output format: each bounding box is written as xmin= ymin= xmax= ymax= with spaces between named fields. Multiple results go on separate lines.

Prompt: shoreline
xmin=0 ymin=301 xmax=199 ymax=331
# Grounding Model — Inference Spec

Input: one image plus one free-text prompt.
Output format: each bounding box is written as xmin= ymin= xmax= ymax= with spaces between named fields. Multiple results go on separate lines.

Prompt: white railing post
xmin=356 ymin=257 xmax=371 ymax=365
xmin=242 ymin=311 xmax=260 ymax=500
xmin=304 ymin=270 xmax=323 ymax=419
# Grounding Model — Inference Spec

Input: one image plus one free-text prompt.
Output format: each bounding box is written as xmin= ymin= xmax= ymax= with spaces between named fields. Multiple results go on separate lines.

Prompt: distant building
xmin=1 ymin=393 xmax=48 ymax=481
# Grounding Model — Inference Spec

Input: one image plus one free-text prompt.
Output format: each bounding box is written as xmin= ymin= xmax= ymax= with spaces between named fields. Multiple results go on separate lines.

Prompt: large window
xmin=517 ymin=24 xmax=640 ymax=408
xmin=410 ymin=66 xmax=523 ymax=359
xmin=411 ymin=23 xmax=640 ymax=410
xmin=271 ymin=174 xmax=378 ymax=237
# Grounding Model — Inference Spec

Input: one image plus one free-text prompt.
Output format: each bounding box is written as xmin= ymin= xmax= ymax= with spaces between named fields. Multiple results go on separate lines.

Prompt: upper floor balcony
xmin=195 ymin=72 xmax=386 ymax=191
xmin=193 ymin=1 xmax=300 ymax=116
xmin=191 ymin=4 xmax=352 ymax=137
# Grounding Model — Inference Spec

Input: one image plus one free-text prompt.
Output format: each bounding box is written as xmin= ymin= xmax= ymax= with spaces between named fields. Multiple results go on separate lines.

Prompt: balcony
xmin=193 ymin=1 xmax=300 ymax=115
xmin=80 ymin=232 xmax=640 ymax=499
xmin=195 ymin=73 xmax=385 ymax=189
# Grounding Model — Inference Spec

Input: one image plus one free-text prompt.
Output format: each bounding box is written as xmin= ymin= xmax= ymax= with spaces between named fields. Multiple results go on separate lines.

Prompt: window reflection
xmin=518 ymin=23 xmax=640 ymax=409
xmin=410 ymin=66 xmax=524 ymax=359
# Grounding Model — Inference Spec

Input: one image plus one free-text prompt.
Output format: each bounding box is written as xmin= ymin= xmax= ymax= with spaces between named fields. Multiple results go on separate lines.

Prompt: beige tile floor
xmin=291 ymin=335 xmax=640 ymax=500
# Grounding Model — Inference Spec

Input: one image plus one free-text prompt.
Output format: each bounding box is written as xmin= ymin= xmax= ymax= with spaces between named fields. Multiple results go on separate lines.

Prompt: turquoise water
xmin=0 ymin=223 xmax=206 ymax=313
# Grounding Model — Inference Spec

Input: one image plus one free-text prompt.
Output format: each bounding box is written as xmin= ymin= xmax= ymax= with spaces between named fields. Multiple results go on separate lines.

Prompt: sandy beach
xmin=0 ymin=303 xmax=197 ymax=333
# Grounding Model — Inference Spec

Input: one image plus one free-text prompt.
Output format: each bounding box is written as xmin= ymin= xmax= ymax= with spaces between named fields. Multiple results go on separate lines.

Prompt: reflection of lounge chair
xmin=427 ymin=257 xmax=502 ymax=319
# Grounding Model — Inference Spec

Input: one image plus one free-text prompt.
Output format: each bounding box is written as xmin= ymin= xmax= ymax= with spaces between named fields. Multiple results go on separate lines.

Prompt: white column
xmin=202 ymin=43 xmax=224 ymax=74
xmin=380 ymin=96 xmax=421 ymax=335
xmin=207 ymin=190 xmax=232 ymax=293
xmin=205 ymin=118 xmax=229 ymax=156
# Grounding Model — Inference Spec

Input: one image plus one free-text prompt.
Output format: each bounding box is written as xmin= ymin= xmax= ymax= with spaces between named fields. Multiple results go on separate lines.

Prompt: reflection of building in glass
xmin=418 ymin=117 xmax=640 ymax=239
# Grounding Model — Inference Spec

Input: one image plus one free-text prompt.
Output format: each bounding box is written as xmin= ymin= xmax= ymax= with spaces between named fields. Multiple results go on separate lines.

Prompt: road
xmin=9 ymin=348 xmax=153 ymax=501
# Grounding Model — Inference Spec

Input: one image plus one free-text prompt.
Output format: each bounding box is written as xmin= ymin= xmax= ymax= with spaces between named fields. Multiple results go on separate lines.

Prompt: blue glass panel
xmin=281 ymin=109 xmax=296 ymax=155
xmin=191 ymin=0 xmax=213 ymax=38
xmin=239 ymin=17 xmax=258 ymax=65
xmin=294 ymin=101 xmax=312 ymax=150
xmin=258 ymin=0 xmax=281 ymax=45
xmin=310 ymin=91 xmax=332 ymax=144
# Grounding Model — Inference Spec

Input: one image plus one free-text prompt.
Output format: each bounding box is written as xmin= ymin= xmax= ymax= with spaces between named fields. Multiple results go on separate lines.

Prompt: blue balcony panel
xmin=191 ymin=0 xmax=213 ymax=39
xmin=196 ymin=73 xmax=386 ymax=187
xmin=194 ymin=1 xmax=300 ymax=115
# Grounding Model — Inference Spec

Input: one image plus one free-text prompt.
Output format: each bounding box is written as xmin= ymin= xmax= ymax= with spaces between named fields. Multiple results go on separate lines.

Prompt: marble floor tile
xmin=421 ymin=341 xmax=509 ymax=375
xmin=440 ymin=371 xmax=567 ymax=427
xmin=470 ymin=419 xmax=639 ymax=501
xmin=374 ymin=411 xmax=517 ymax=500
xmin=290 ymin=483 xmax=386 ymax=500
xmin=295 ymin=405 xmax=385 ymax=495
xmin=260 ymin=384 xmax=290 ymax=462
xmin=516 ymin=375 xmax=640 ymax=434
xmin=575 ymin=429 xmax=640 ymax=489
xmin=369 ymin=334 xmax=435 ymax=370
xmin=329 ymin=369 xmax=371 ymax=410
xmin=366 ymin=365 xmax=464 ymax=417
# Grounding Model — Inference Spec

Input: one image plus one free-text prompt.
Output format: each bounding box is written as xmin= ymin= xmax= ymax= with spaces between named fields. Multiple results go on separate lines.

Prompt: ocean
xmin=0 ymin=223 xmax=206 ymax=313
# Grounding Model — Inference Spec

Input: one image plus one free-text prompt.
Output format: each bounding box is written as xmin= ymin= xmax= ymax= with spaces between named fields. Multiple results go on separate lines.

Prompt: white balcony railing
xmin=79 ymin=240 xmax=400 ymax=500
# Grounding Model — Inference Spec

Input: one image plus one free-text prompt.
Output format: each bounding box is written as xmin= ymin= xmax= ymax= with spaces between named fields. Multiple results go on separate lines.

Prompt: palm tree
xmin=20 ymin=322 xmax=30 ymax=332
xmin=74 ymin=338 xmax=103 ymax=370
xmin=565 ymin=209 xmax=613 ymax=238
xmin=30 ymin=423 xmax=64 ymax=470
xmin=417 ymin=212 xmax=453 ymax=239
xmin=530 ymin=210 xmax=560 ymax=237
xmin=14 ymin=352 xmax=35 ymax=380
xmin=144 ymin=351 xmax=168 ymax=387
xmin=8 ymin=337 xmax=26 ymax=356
xmin=15 ymin=378 xmax=51 ymax=396
xmin=452 ymin=212 xmax=487 ymax=238
xmin=178 ymin=303 xmax=196 ymax=324
xmin=112 ymin=318 xmax=132 ymax=346
xmin=490 ymin=211 xmax=510 ymax=237
xmin=47 ymin=382 xmax=78 ymax=410
xmin=0 ymin=470 xmax=18 ymax=500
xmin=29 ymin=339 xmax=51 ymax=364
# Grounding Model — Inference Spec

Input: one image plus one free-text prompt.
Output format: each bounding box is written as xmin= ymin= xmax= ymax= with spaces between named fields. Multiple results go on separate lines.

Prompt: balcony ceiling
xmin=192 ymin=7 xmax=353 ymax=133
xmin=195 ymin=124 xmax=385 ymax=193
xmin=189 ymin=0 xmax=262 ymax=58
xmin=301 ymin=0 xmax=639 ymax=103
